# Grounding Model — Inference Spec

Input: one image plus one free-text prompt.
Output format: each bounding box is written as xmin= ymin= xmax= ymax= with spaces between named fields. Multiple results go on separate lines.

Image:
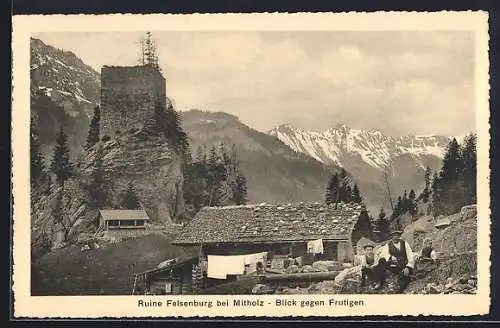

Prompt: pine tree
xmin=120 ymin=181 xmax=141 ymax=209
xmin=86 ymin=105 xmax=101 ymax=149
xmin=392 ymin=196 xmax=403 ymax=219
xmin=431 ymin=171 xmax=441 ymax=216
xmin=461 ymin=133 xmax=477 ymax=205
xmin=345 ymin=185 xmax=352 ymax=203
xmin=439 ymin=138 xmax=463 ymax=215
xmin=50 ymin=127 xmax=73 ymax=186
xmin=441 ymin=138 xmax=462 ymax=182
xmin=409 ymin=189 xmax=416 ymax=201
xmin=232 ymin=171 xmax=248 ymax=205
xmin=422 ymin=166 xmax=432 ymax=203
xmin=30 ymin=121 xmax=46 ymax=188
xmin=219 ymin=143 xmax=231 ymax=165
xmin=208 ymin=145 xmax=218 ymax=166
xmin=408 ymin=189 xmax=417 ymax=215
xmin=351 ymin=206 xmax=373 ymax=244
xmin=326 ymin=173 xmax=340 ymax=204
xmin=83 ymin=144 xmax=112 ymax=209
xmin=338 ymin=181 xmax=349 ymax=203
xmin=155 ymin=102 xmax=189 ymax=156
xmin=351 ymin=183 xmax=363 ymax=204
xmin=206 ymin=145 xmax=227 ymax=206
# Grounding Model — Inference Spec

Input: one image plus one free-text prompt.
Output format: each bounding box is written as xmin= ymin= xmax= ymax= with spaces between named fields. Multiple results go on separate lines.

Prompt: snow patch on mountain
xmin=269 ymin=123 xmax=453 ymax=170
xmin=30 ymin=37 xmax=100 ymax=118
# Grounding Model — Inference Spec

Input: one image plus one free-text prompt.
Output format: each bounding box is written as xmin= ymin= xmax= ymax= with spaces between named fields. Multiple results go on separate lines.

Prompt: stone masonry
xmin=100 ymin=64 xmax=166 ymax=138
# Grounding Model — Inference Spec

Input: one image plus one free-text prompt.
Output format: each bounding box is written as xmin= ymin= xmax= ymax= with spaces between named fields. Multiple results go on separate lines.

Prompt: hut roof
xmin=98 ymin=209 xmax=150 ymax=221
xmin=172 ymin=202 xmax=363 ymax=245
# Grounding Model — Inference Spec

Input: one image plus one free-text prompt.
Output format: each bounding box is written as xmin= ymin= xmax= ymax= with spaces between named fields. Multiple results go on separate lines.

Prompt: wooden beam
xmin=131 ymin=275 xmax=138 ymax=295
xmin=260 ymin=271 xmax=340 ymax=282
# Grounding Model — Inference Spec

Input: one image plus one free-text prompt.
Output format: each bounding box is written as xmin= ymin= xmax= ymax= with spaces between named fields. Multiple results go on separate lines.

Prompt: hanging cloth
xmin=207 ymin=255 xmax=245 ymax=279
xmin=243 ymin=252 xmax=268 ymax=274
xmin=307 ymin=239 xmax=324 ymax=254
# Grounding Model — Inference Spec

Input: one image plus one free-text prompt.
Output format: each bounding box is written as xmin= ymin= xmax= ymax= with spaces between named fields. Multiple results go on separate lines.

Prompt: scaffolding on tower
xmin=138 ymin=31 xmax=160 ymax=71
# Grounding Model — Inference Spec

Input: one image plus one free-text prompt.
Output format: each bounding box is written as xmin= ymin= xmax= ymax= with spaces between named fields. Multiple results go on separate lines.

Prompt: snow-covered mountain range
xmin=269 ymin=123 xmax=453 ymax=169
xmin=269 ymin=123 xmax=463 ymax=211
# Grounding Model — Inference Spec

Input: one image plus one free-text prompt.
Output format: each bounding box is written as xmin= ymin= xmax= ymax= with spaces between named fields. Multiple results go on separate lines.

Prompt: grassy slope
xmin=31 ymin=232 xmax=198 ymax=296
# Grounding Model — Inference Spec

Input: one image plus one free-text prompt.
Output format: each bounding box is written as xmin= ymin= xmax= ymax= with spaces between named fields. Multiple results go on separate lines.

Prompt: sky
xmin=34 ymin=31 xmax=475 ymax=137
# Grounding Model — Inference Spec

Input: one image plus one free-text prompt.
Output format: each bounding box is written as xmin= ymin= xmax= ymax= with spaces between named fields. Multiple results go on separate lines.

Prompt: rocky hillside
xmin=270 ymin=123 xmax=453 ymax=208
xmin=31 ymin=123 xmax=185 ymax=258
xmin=30 ymin=37 xmax=100 ymax=156
xmin=181 ymin=110 xmax=343 ymax=203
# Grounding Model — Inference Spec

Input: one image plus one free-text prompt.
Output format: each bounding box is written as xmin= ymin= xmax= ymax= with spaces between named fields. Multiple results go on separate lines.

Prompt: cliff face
xmin=31 ymin=123 xmax=185 ymax=258
xmin=83 ymin=123 xmax=185 ymax=222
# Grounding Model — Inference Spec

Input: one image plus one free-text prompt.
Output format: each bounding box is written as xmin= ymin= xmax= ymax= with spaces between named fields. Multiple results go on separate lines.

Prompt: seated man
xmin=360 ymin=243 xmax=382 ymax=288
xmin=375 ymin=230 xmax=415 ymax=293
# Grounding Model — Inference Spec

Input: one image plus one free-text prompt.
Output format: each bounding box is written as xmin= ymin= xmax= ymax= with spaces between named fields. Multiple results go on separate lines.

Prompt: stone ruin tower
xmin=100 ymin=32 xmax=166 ymax=139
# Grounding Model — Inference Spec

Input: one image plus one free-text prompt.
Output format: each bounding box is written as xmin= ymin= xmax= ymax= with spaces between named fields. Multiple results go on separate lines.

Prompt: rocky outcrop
xmin=31 ymin=125 xmax=185 ymax=258
xmin=402 ymin=204 xmax=477 ymax=256
xmin=81 ymin=125 xmax=185 ymax=223
xmin=31 ymin=181 xmax=93 ymax=258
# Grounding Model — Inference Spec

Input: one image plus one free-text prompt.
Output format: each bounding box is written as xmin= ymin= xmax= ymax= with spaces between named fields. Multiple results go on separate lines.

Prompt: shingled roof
xmin=98 ymin=209 xmax=150 ymax=221
xmin=172 ymin=202 xmax=363 ymax=245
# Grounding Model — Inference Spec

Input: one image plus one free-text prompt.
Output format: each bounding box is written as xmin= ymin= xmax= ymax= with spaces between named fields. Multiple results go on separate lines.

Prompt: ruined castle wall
xmin=100 ymin=65 xmax=166 ymax=138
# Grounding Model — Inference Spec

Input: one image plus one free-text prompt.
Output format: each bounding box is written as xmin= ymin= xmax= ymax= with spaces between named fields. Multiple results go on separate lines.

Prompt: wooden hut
xmin=132 ymin=256 xmax=199 ymax=295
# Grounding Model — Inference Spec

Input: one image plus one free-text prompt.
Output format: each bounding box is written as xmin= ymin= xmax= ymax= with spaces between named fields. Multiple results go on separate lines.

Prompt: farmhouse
xmin=172 ymin=201 xmax=364 ymax=284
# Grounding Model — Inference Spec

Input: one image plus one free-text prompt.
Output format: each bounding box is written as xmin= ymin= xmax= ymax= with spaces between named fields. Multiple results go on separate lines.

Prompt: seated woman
xmin=415 ymin=237 xmax=438 ymax=274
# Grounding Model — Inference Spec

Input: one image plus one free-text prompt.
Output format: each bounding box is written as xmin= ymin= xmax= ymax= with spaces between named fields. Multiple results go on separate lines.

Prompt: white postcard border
xmin=12 ymin=11 xmax=491 ymax=318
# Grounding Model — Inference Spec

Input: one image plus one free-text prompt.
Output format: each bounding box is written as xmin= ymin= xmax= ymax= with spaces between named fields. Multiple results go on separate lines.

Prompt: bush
xmin=101 ymin=135 xmax=111 ymax=142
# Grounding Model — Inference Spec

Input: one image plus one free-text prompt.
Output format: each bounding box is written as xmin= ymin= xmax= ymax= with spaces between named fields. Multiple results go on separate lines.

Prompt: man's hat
xmin=389 ymin=230 xmax=403 ymax=236
xmin=363 ymin=243 xmax=375 ymax=249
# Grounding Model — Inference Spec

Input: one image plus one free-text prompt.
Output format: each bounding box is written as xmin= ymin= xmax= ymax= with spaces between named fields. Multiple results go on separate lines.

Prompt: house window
xmin=107 ymin=220 xmax=119 ymax=226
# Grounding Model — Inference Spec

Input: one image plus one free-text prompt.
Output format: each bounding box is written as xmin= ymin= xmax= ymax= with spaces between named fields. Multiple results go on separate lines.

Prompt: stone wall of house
xmin=100 ymin=65 xmax=166 ymax=139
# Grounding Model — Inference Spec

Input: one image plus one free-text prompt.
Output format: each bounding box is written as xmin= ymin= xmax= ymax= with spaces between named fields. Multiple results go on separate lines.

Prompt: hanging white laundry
xmin=307 ymin=239 xmax=324 ymax=254
xmin=207 ymin=255 xmax=246 ymax=279
xmin=164 ymin=282 xmax=173 ymax=294
xmin=243 ymin=252 xmax=268 ymax=274
xmin=207 ymin=255 xmax=228 ymax=279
